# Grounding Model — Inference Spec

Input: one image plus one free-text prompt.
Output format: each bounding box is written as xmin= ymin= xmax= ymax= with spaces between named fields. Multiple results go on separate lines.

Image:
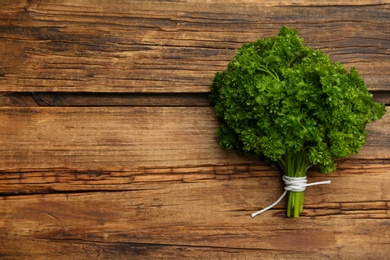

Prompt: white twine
xmin=251 ymin=175 xmax=331 ymax=217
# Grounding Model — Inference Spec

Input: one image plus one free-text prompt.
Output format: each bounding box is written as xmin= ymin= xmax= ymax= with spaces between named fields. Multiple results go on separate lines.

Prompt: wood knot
xmin=24 ymin=2 xmax=38 ymax=13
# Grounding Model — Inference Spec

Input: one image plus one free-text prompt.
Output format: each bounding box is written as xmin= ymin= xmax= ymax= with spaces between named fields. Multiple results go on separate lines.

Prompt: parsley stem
xmin=257 ymin=65 xmax=279 ymax=81
xmin=278 ymin=149 xmax=312 ymax=217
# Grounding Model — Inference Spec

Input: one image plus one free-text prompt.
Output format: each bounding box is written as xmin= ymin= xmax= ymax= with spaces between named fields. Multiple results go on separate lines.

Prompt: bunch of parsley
xmin=210 ymin=27 xmax=386 ymax=217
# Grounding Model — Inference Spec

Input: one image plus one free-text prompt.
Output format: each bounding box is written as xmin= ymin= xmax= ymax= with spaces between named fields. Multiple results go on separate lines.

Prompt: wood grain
xmin=0 ymin=0 xmax=389 ymax=92
xmin=0 ymin=164 xmax=389 ymax=259
xmin=1 ymin=0 xmax=389 ymax=259
xmin=0 ymin=106 xmax=388 ymax=172
xmin=0 ymin=106 xmax=250 ymax=171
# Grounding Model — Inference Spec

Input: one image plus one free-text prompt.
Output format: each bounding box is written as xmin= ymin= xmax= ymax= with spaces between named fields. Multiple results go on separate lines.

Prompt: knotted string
xmin=251 ymin=175 xmax=331 ymax=217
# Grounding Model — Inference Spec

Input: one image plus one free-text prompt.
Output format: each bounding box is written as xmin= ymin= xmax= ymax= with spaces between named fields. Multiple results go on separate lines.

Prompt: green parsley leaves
xmin=210 ymin=27 xmax=386 ymax=217
xmin=210 ymin=26 xmax=386 ymax=174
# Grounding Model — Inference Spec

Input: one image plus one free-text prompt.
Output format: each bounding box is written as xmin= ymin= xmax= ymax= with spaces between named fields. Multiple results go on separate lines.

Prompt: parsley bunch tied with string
xmin=210 ymin=27 xmax=386 ymax=217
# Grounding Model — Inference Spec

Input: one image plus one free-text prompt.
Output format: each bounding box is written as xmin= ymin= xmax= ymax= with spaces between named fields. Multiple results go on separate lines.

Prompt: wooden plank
xmin=0 ymin=106 xmax=256 ymax=171
xmin=0 ymin=1 xmax=389 ymax=92
xmin=0 ymin=237 xmax=335 ymax=260
xmin=0 ymin=107 xmax=388 ymax=172
xmin=0 ymin=159 xmax=388 ymax=195
xmin=0 ymin=164 xmax=389 ymax=259
xmin=1 ymin=238 xmax=350 ymax=260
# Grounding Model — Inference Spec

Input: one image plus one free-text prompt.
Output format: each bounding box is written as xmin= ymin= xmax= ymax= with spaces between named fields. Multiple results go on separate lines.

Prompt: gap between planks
xmin=0 ymin=91 xmax=389 ymax=107
xmin=0 ymin=92 xmax=211 ymax=107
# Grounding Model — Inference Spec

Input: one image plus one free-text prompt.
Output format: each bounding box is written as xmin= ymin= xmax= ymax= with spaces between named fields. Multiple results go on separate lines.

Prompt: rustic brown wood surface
xmin=1 ymin=0 xmax=389 ymax=93
xmin=1 ymin=0 xmax=389 ymax=259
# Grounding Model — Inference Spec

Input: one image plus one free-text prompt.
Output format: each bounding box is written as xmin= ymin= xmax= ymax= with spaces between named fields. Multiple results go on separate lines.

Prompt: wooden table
xmin=1 ymin=0 xmax=389 ymax=258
